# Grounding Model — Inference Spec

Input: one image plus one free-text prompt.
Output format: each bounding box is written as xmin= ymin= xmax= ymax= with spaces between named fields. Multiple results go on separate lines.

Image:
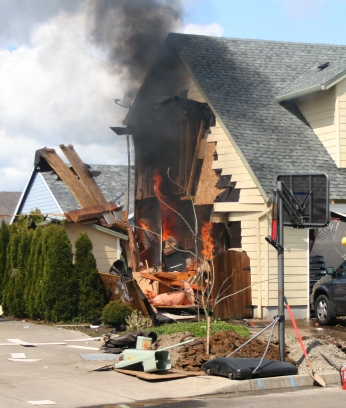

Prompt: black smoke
xmin=86 ymin=0 xmax=183 ymax=89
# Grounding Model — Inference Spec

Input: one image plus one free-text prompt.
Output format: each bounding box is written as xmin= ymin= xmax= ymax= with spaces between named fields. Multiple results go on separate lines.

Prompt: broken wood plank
xmin=140 ymin=272 xmax=203 ymax=291
xmin=99 ymin=272 xmax=150 ymax=318
xmin=194 ymin=142 xmax=223 ymax=205
xmin=36 ymin=148 xmax=94 ymax=208
xmin=59 ymin=144 xmax=108 ymax=206
xmin=186 ymin=120 xmax=205 ymax=196
xmin=64 ymin=203 xmax=118 ymax=222
xmin=114 ymin=368 xmax=205 ymax=381
xmin=122 ymin=211 xmax=140 ymax=271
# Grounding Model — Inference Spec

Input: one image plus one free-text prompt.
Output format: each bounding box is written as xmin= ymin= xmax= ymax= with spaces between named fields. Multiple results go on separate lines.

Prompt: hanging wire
xmin=226 ymin=315 xmax=281 ymax=361
xmin=251 ymin=315 xmax=280 ymax=374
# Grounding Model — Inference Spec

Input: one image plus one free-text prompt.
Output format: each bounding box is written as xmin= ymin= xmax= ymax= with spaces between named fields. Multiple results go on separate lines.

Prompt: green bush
xmin=102 ymin=300 xmax=131 ymax=327
xmin=40 ymin=224 xmax=76 ymax=322
xmin=0 ymin=220 xmax=10 ymax=304
xmin=75 ymin=233 xmax=106 ymax=322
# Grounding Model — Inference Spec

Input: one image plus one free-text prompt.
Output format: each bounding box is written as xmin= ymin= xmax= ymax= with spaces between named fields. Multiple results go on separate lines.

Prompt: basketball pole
xmin=277 ymin=180 xmax=285 ymax=362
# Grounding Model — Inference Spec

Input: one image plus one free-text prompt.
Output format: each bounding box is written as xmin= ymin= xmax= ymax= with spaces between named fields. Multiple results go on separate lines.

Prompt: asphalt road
xmin=85 ymin=386 xmax=346 ymax=408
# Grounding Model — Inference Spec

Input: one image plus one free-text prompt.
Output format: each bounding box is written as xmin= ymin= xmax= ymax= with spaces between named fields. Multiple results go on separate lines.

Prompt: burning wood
xmin=201 ymin=221 xmax=214 ymax=260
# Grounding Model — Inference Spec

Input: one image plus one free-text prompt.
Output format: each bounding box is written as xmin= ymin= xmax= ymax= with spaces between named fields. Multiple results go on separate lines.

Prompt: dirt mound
xmin=168 ymin=331 xmax=294 ymax=372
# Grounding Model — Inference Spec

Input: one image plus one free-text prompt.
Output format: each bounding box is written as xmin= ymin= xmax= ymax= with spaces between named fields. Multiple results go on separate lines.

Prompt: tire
xmin=315 ymin=294 xmax=336 ymax=325
xmin=206 ymin=369 xmax=211 ymax=375
xmin=228 ymin=372 xmax=234 ymax=380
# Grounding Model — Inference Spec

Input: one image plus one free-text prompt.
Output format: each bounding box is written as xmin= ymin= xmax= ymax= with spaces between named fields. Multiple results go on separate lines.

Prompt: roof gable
xmin=16 ymin=165 xmax=135 ymax=217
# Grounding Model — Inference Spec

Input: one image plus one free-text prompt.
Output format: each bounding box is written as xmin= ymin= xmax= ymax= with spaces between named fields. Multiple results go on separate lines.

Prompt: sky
xmin=1 ymin=0 xmax=346 ymax=192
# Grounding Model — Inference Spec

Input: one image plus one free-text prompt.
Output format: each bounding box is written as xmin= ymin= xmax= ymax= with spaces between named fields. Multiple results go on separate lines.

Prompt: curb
xmin=183 ymin=373 xmax=342 ymax=397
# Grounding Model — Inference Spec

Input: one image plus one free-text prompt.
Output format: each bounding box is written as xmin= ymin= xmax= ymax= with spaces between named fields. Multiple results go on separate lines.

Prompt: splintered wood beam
xmin=64 ymin=203 xmax=117 ymax=223
xmin=140 ymin=272 xmax=203 ymax=291
xmin=59 ymin=144 xmax=108 ymax=206
xmin=186 ymin=120 xmax=205 ymax=197
xmin=37 ymin=148 xmax=94 ymax=208
xmin=122 ymin=211 xmax=140 ymax=272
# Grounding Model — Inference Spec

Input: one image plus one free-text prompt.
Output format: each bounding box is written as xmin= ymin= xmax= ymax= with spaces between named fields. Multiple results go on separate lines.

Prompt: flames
xmin=138 ymin=170 xmax=215 ymax=265
xmin=153 ymin=170 xmax=177 ymax=241
xmin=153 ymin=170 xmax=164 ymax=200
xmin=138 ymin=220 xmax=150 ymax=231
xmin=201 ymin=221 xmax=214 ymax=259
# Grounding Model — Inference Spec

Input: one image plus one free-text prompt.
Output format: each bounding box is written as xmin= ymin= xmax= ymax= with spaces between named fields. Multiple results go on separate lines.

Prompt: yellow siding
xmin=65 ymin=223 xmax=121 ymax=273
xmin=337 ymin=78 xmax=346 ymax=167
xmin=296 ymin=88 xmax=337 ymax=164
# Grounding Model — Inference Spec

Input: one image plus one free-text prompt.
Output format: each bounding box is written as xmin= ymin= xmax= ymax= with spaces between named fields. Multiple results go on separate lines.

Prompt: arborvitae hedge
xmin=75 ymin=233 xmax=106 ymax=322
xmin=12 ymin=227 xmax=33 ymax=317
xmin=40 ymin=224 xmax=77 ymax=322
xmin=0 ymin=220 xmax=10 ymax=304
xmin=26 ymin=227 xmax=43 ymax=319
xmin=1 ymin=222 xmax=23 ymax=315
xmin=1 ymin=221 xmax=111 ymax=323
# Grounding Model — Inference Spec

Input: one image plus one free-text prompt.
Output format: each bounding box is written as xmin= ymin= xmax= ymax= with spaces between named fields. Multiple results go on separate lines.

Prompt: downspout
xmin=256 ymin=206 xmax=271 ymax=319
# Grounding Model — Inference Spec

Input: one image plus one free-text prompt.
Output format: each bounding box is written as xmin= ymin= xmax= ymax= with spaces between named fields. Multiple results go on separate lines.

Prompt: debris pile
xmin=153 ymin=330 xmax=294 ymax=373
xmin=153 ymin=331 xmax=346 ymax=375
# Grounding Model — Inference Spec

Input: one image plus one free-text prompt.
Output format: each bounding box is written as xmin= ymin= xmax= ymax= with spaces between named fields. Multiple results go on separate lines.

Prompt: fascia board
xmin=274 ymin=84 xmax=322 ymax=102
xmin=87 ymin=223 xmax=128 ymax=240
xmin=10 ymin=166 xmax=36 ymax=224
xmin=174 ymin=47 xmax=269 ymax=203
xmin=324 ymin=70 xmax=346 ymax=90
xmin=275 ymin=70 xmax=346 ymax=102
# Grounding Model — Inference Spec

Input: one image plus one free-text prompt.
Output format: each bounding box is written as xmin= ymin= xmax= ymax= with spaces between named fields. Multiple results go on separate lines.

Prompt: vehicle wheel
xmin=206 ymin=369 xmax=211 ymax=375
xmin=315 ymin=294 xmax=336 ymax=325
xmin=228 ymin=372 xmax=234 ymax=380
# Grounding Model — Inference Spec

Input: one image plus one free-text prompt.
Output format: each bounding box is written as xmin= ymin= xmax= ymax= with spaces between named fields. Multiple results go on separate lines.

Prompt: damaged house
xmin=124 ymin=33 xmax=346 ymax=319
xmin=13 ymin=145 xmax=134 ymax=273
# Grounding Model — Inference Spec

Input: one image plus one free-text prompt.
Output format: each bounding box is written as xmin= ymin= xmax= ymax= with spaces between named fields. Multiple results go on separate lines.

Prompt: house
xmin=123 ymin=33 xmax=346 ymax=319
xmin=0 ymin=192 xmax=21 ymax=224
xmin=14 ymin=146 xmax=134 ymax=273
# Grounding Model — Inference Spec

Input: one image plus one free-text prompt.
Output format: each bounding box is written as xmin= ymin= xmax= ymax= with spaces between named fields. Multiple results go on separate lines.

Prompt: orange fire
xmin=138 ymin=220 xmax=150 ymax=231
xmin=153 ymin=170 xmax=165 ymax=200
xmin=153 ymin=170 xmax=178 ymax=241
xmin=201 ymin=221 xmax=214 ymax=259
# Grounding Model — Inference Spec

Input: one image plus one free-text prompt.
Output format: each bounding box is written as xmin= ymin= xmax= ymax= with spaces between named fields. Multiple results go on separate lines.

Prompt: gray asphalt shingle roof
xmin=0 ymin=192 xmax=21 ymax=223
xmin=167 ymin=34 xmax=346 ymax=199
xmin=42 ymin=165 xmax=134 ymax=214
xmin=276 ymin=59 xmax=346 ymax=101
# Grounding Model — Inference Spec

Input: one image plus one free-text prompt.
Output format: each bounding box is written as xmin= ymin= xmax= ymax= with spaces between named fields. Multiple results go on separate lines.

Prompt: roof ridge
xmin=168 ymin=32 xmax=346 ymax=48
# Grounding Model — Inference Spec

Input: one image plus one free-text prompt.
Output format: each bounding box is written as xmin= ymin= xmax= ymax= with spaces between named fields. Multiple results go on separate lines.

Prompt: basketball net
xmin=315 ymin=218 xmax=339 ymax=241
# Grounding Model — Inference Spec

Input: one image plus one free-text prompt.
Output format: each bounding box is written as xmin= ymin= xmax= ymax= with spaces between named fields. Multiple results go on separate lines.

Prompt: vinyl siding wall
xmin=65 ymin=222 xmax=121 ymax=273
xmin=296 ymin=88 xmax=338 ymax=164
xmin=21 ymin=173 xmax=62 ymax=217
xmin=336 ymin=78 xmax=346 ymax=168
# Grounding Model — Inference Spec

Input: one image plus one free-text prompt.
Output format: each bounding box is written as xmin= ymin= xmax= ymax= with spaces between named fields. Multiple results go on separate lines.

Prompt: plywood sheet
xmin=194 ymin=142 xmax=223 ymax=205
xmin=114 ymin=368 xmax=205 ymax=381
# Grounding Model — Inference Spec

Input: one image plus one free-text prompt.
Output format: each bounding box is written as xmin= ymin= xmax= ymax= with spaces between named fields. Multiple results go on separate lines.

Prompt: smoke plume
xmin=86 ymin=0 xmax=183 ymax=90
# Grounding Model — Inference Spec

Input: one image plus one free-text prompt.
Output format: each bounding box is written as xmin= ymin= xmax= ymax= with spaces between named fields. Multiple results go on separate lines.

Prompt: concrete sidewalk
xmin=0 ymin=319 xmax=341 ymax=408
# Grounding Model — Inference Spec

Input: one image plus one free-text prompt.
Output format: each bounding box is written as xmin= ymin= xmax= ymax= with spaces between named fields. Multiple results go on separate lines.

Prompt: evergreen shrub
xmin=102 ymin=300 xmax=131 ymax=327
xmin=75 ymin=232 xmax=106 ymax=322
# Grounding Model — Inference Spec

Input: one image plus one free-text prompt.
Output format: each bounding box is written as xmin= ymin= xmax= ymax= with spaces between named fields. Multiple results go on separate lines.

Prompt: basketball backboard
xmin=277 ymin=174 xmax=330 ymax=227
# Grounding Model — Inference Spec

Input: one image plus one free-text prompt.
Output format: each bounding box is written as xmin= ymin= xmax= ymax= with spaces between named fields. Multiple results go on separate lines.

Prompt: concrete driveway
xmin=0 ymin=319 xmax=232 ymax=408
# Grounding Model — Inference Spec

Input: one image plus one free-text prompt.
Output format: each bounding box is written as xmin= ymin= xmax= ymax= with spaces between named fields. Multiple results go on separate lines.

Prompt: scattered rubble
xmin=152 ymin=331 xmax=346 ymax=375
